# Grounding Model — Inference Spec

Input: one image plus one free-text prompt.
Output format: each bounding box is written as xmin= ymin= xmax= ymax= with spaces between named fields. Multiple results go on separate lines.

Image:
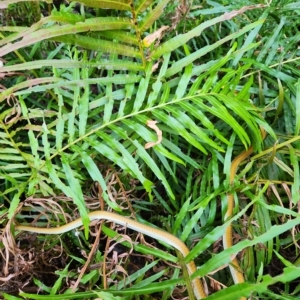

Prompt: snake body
xmin=16 ymin=132 xmax=265 ymax=299
xmin=16 ymin=211 xmax=207 ymax=299
xmin=223 ymin=147 xmax=253 ymax=300
xmin=223 ymin=128 xmax=265 ymax=300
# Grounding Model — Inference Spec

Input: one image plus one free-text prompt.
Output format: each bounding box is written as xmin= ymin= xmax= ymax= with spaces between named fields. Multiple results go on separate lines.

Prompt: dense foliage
xmin=0 ymin=0 xmax=300 ymax=299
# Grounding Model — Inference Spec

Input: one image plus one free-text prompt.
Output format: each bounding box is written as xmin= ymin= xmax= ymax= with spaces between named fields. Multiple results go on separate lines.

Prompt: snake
xmin=223 ymin=128 xmax=266 ymax=300
xmin=15 ymin=210 xmax=206 ymax=299
xmin=223 ymin=148 xmax=252 ymax=300
xmin=15 ymin=131 xmax=265 ymax=299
